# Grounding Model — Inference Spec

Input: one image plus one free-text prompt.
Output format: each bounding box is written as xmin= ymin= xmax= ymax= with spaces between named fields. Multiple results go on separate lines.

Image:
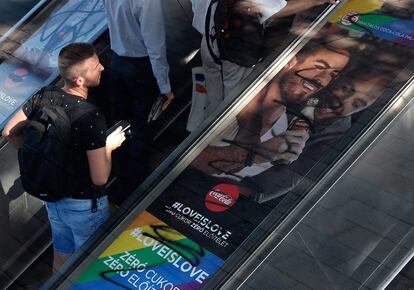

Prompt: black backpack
xmin=18 ymin=89 xmax=94 ymax=201
xmin=206 ymin=0 xmax=265 ymax=67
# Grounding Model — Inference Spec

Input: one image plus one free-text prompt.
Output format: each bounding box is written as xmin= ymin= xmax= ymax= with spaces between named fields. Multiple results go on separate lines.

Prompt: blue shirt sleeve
xmin=137 ymin=0 xmax=171 ymax=94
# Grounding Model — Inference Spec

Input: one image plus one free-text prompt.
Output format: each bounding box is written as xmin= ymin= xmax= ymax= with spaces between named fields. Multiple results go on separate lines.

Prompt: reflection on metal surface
xmin=180 ymin=49 xmax=200 ymax=65
xmin=297 ymin=232 xmax=337 ymax=290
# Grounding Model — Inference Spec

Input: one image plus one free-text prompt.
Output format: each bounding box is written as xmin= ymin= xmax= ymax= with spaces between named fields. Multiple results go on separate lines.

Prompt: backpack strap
xmin=205 ymin=0 xmax=222 ymax=65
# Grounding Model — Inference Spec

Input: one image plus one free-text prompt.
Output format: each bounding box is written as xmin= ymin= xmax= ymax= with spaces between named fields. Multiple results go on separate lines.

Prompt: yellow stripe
xmin=330 ymin=0 xmax=383 ymax=23
xmin=126 ymin=211 xmax=162 ymax=230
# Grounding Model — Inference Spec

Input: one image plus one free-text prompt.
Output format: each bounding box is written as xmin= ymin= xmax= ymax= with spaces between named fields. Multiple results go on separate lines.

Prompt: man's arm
xmin=139 ymin=0 xmax=175 ymax=108
xmin=191 ymin=99 xmax=276 ymax=175
xmin=191 ymin=143 xmax=250 ymax=175
xmin=2 ymin=109 xmax=28 ymax=149
xmin=253 ymin=130 xmax=309 ymax=163
xmin=190 ymin=131 xmax=306 ymax=175
xmin=87 ymin=127 xmax=125 ymax=186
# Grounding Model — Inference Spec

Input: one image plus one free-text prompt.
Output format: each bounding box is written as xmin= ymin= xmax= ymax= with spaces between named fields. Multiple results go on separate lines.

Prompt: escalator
xmin=0 ymin=0 xmax=200 ymax=288
xmin=1 ymin=0 xmax=414 ymax=289
xmin=0 ymin=0 xmax=199 ymax=289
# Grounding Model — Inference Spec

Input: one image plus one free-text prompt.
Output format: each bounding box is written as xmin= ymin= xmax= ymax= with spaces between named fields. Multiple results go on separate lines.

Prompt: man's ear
xmin=73 ymin=76 xmax=84 ymax=87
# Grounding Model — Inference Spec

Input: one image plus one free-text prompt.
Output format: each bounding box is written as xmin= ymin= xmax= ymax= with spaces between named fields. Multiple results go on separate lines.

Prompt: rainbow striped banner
xmin=330 ymin=0 xmax=414 ymax=47
xmin=71 ymin=211 xmax=224 ymax=290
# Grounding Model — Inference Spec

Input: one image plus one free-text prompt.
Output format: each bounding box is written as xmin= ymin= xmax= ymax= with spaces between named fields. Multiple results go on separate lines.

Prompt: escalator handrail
xmin=0 ymin=0 xmax=52 ymax=45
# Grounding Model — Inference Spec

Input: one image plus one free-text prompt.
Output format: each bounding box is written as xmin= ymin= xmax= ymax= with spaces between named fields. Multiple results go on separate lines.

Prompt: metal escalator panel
xmin=233 ymin=78 xmax=414 ymax=290
xmin=221 ymin=1 xmax=414 ymax=289
xmin=43 ymin=1 xmax=414 ymax=289
xmin=0 ymin=0 xmax=107 ymax=128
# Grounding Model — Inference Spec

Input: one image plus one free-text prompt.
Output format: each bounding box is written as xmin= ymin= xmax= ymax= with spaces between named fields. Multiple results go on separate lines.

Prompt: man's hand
xmin=106 ymin=126 xmax=126 ymax=151
xmin=162 ymin=91 xmax=175 ymax=110
xmin=2 ymin=109 xmax=28 ymax=149
xmin=254 ymin=130 xmax=309 ymax=164
xmin=89 ymin=126 xmax=126 ymax=186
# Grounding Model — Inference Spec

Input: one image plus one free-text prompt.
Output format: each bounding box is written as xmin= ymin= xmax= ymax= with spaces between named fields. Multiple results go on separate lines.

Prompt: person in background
xmin=2 ymin=43 xmax=126 ymax=270
xmin=103 ymin=0 xmax=175 ymax=200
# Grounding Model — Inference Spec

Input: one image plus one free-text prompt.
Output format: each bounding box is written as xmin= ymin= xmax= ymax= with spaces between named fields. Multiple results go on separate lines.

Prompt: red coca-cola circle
xmin=205 ymin=184 xmax=239 ymax=212
xmin=4 ymin=67 xmax=29 ymax=89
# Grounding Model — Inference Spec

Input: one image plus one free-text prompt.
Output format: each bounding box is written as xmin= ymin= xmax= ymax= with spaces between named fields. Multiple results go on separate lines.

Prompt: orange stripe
xmin=126 ymin=211 xmax=162 ymax=230
xmin=196 ymin=84 xmax=207 ymax=93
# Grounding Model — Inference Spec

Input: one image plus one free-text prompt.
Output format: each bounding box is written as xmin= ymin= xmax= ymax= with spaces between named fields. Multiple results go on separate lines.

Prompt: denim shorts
xmin=45 ymin=196 xmax=110 ymax=254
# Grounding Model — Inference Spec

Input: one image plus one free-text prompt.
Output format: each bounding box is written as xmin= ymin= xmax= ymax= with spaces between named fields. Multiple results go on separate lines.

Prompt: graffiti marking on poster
xmin=165 ymin=201 xmax=232 ymax=248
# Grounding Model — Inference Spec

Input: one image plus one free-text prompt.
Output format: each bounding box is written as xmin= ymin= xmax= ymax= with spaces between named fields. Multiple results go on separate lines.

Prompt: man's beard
xmin=85 ymin=77 xmax=100 ymax=88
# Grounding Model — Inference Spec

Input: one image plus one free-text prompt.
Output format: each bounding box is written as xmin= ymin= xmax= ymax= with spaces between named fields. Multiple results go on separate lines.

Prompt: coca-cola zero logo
xmin=341 ymin=12 xmax=359 ymax=26
xmin=205 ymin=184 xmax=239 ymax=212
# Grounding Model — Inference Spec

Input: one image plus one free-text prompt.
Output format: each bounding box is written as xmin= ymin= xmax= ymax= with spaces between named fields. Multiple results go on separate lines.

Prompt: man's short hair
xmin=58 ymin=43 xmax=96 ymax=84
xmin=296 ymin=37 xmax=354 ymax=64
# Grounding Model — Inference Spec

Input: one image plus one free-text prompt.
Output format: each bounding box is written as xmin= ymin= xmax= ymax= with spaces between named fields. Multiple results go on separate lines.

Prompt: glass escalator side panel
xmin=239 ymin=88 xmax=414 ymax=290
xmin=229 ymin=0 xmax=414 ymax=289
xmin=48 ymin=0 xmax=414 ymax=289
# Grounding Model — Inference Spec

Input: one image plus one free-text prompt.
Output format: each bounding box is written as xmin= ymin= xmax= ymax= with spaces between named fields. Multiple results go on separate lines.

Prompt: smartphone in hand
xmin=106 ymin=120 xmax=131 ymax=137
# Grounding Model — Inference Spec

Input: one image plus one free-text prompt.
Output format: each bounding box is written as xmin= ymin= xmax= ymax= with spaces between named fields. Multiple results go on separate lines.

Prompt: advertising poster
xmin=67 ymin=1 xmax=414 ymax=288
xmin=329 ymin=0 xmax=414 ymax=47
xmin=140 ymin=19 xmax=414 ymax=279
xmin=0 ymin=0 xmax=106 ymax=129
xmin=71 ymin=211 xmax=224 ymax=289
xmin=158 ymin=23 xmax=407 ymax=220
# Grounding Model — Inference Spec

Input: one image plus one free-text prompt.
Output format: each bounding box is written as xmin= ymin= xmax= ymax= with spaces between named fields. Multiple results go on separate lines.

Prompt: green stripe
xmin=336 ymin=12 xmax=397 ymax=32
